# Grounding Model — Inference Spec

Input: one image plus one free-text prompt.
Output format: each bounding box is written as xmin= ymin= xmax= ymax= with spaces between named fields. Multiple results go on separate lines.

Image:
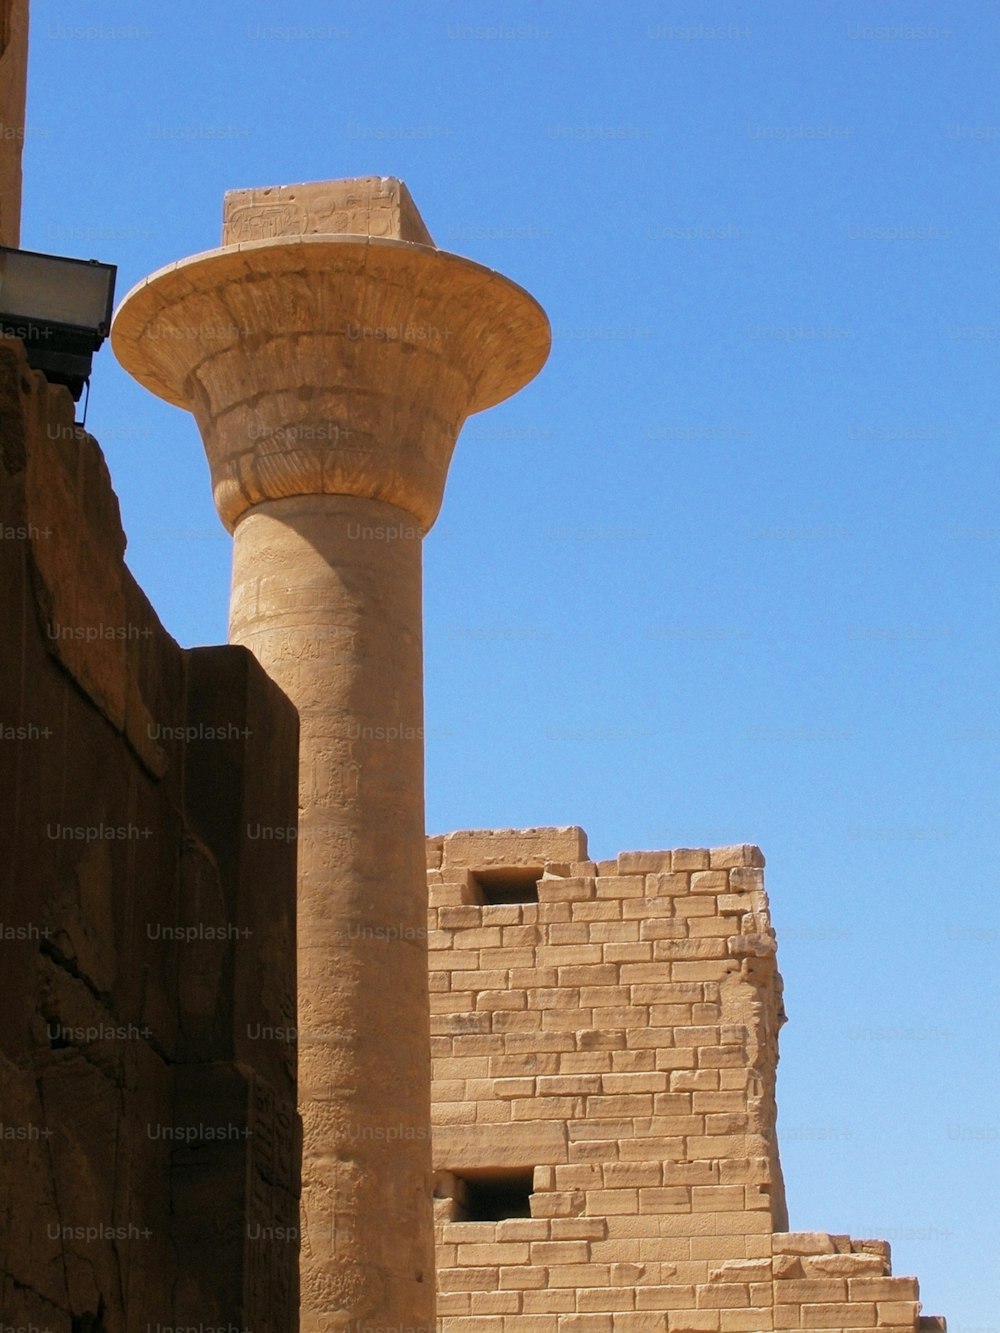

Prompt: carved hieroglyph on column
xmin=111 ymin=177 xmax=550 ymax=1332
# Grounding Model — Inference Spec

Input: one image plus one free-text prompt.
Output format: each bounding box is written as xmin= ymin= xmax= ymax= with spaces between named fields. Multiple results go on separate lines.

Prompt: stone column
xmin=111 ymin=177 xmax=549 ymax=1332
xmin=0 ymin=0 xmax=30 ymax=248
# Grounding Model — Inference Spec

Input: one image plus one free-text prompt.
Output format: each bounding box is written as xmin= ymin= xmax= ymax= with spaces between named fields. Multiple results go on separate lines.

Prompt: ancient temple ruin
xmin=0 ymin=3 xmax=948 ymax=1327
xmin=426 ymin=827 xmax=945 ymax=1332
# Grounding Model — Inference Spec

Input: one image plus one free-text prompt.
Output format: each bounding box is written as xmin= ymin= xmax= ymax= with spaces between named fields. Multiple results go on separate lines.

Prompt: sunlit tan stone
xmin=112 ymin=177 xmax=549 ymax=1333
xmin=0 ymin=0 xmax=29 ymax=247
xmin=427 ymin=831 xmax=944 ymax=1333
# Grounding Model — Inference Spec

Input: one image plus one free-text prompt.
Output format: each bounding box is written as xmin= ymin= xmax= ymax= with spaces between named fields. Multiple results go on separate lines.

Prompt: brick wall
xmin=427 ymin=826 xmax=941 ymax=1333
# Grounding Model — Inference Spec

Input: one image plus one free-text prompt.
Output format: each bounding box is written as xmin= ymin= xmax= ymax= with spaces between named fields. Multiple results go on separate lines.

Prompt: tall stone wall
xmin=426 ymin=826 xmax=941 ymax=1333
xmin=0 ymin=0 xmax=29 ymax=247
xmin=0 ymin=336 xmax=301 ymax=1332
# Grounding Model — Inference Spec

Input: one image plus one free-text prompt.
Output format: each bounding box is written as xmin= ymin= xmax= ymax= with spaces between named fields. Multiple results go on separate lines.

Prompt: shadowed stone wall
xmin=0 ymin=336 xmax=301 ymax=1332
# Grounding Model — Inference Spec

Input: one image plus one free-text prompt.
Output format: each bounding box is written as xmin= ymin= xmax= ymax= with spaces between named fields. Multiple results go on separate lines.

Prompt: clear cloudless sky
xmin=19 ymin=1 xmax=999 ymax=1325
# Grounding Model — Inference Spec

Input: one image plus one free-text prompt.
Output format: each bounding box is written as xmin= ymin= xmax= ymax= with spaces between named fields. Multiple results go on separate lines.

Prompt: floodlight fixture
xmin=0 ymin=245 xmax=117 ymax=402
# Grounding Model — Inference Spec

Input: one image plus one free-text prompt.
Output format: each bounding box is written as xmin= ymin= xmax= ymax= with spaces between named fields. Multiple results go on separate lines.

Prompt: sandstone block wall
xmin=426 ymin=827 xmax=940 ymax=1333
xmin=0 ymin=337 xmax=301 ymax=1331
xmin=0 ymin=0 xmax=29 ymax=247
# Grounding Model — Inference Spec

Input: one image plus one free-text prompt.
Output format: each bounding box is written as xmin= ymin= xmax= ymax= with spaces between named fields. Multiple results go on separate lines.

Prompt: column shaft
xmin=229 ymin=494 xmax=434 ymax=1331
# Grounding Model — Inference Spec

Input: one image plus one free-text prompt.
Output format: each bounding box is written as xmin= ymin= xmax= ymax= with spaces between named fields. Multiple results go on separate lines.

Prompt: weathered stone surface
xmin=114 ymin=177 xmax=551 ymax=1333
xmin=806 ymin=1253 xmax=887 ymax=1278
xmin=618 ymin=848 xmax=674 ymax=873
xmin=1 ymin=113 xmax=949 ymax=1327
xmin=223 ymin=174 xmax=435 ymax=247
xmin=435 ymin=1121 xmax=569 ymax=1170
xmin=442 ymin=826 xmax=588 ymax=869
xmin=709 ymin=844 xmax=766 ymax=870
xmin=0 ymin=0 xmax=28 ymax=247
xmin=0 ymin=337 xmax=300 ymax=1330
xmin=112 ymin=222 xmax=550 ymax=534
xmin=773 ymin=1232 xmax=839 ymax=1255
xmin=426 ymin=832 xmax=944 ymax=1331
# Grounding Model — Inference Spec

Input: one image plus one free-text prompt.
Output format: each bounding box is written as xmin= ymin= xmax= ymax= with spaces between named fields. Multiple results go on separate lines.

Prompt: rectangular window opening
xmin=469 ymin=867 xmax=542 ymax=905
xmin=445 ymin=1167 xmax=535 ymax=1222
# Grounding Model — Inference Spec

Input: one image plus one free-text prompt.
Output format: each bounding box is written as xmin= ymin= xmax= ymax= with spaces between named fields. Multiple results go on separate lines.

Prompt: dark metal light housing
xmin=0 ymin=245 xmax=117 ymax=401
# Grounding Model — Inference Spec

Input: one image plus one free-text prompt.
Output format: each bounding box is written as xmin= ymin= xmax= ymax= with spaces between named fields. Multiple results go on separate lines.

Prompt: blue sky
xmin=20 ymin=1 xmax=999 ymax=1324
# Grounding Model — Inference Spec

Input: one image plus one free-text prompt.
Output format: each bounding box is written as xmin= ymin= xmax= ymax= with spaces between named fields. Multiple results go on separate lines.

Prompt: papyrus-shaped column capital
xmin=112 ymin=181 xmax=549 ymax=531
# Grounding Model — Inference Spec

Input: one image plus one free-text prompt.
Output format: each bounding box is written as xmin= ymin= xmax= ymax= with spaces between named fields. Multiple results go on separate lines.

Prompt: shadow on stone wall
xmin=0 ymin=337 xmax=301 ymax=1331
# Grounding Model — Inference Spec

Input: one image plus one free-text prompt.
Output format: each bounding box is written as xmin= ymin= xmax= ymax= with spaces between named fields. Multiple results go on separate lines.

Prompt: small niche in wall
xmin=440 ymin=1167 xmax=535 ymax=1222
xmin=468 ymin=866 xmax=541 ymax=905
